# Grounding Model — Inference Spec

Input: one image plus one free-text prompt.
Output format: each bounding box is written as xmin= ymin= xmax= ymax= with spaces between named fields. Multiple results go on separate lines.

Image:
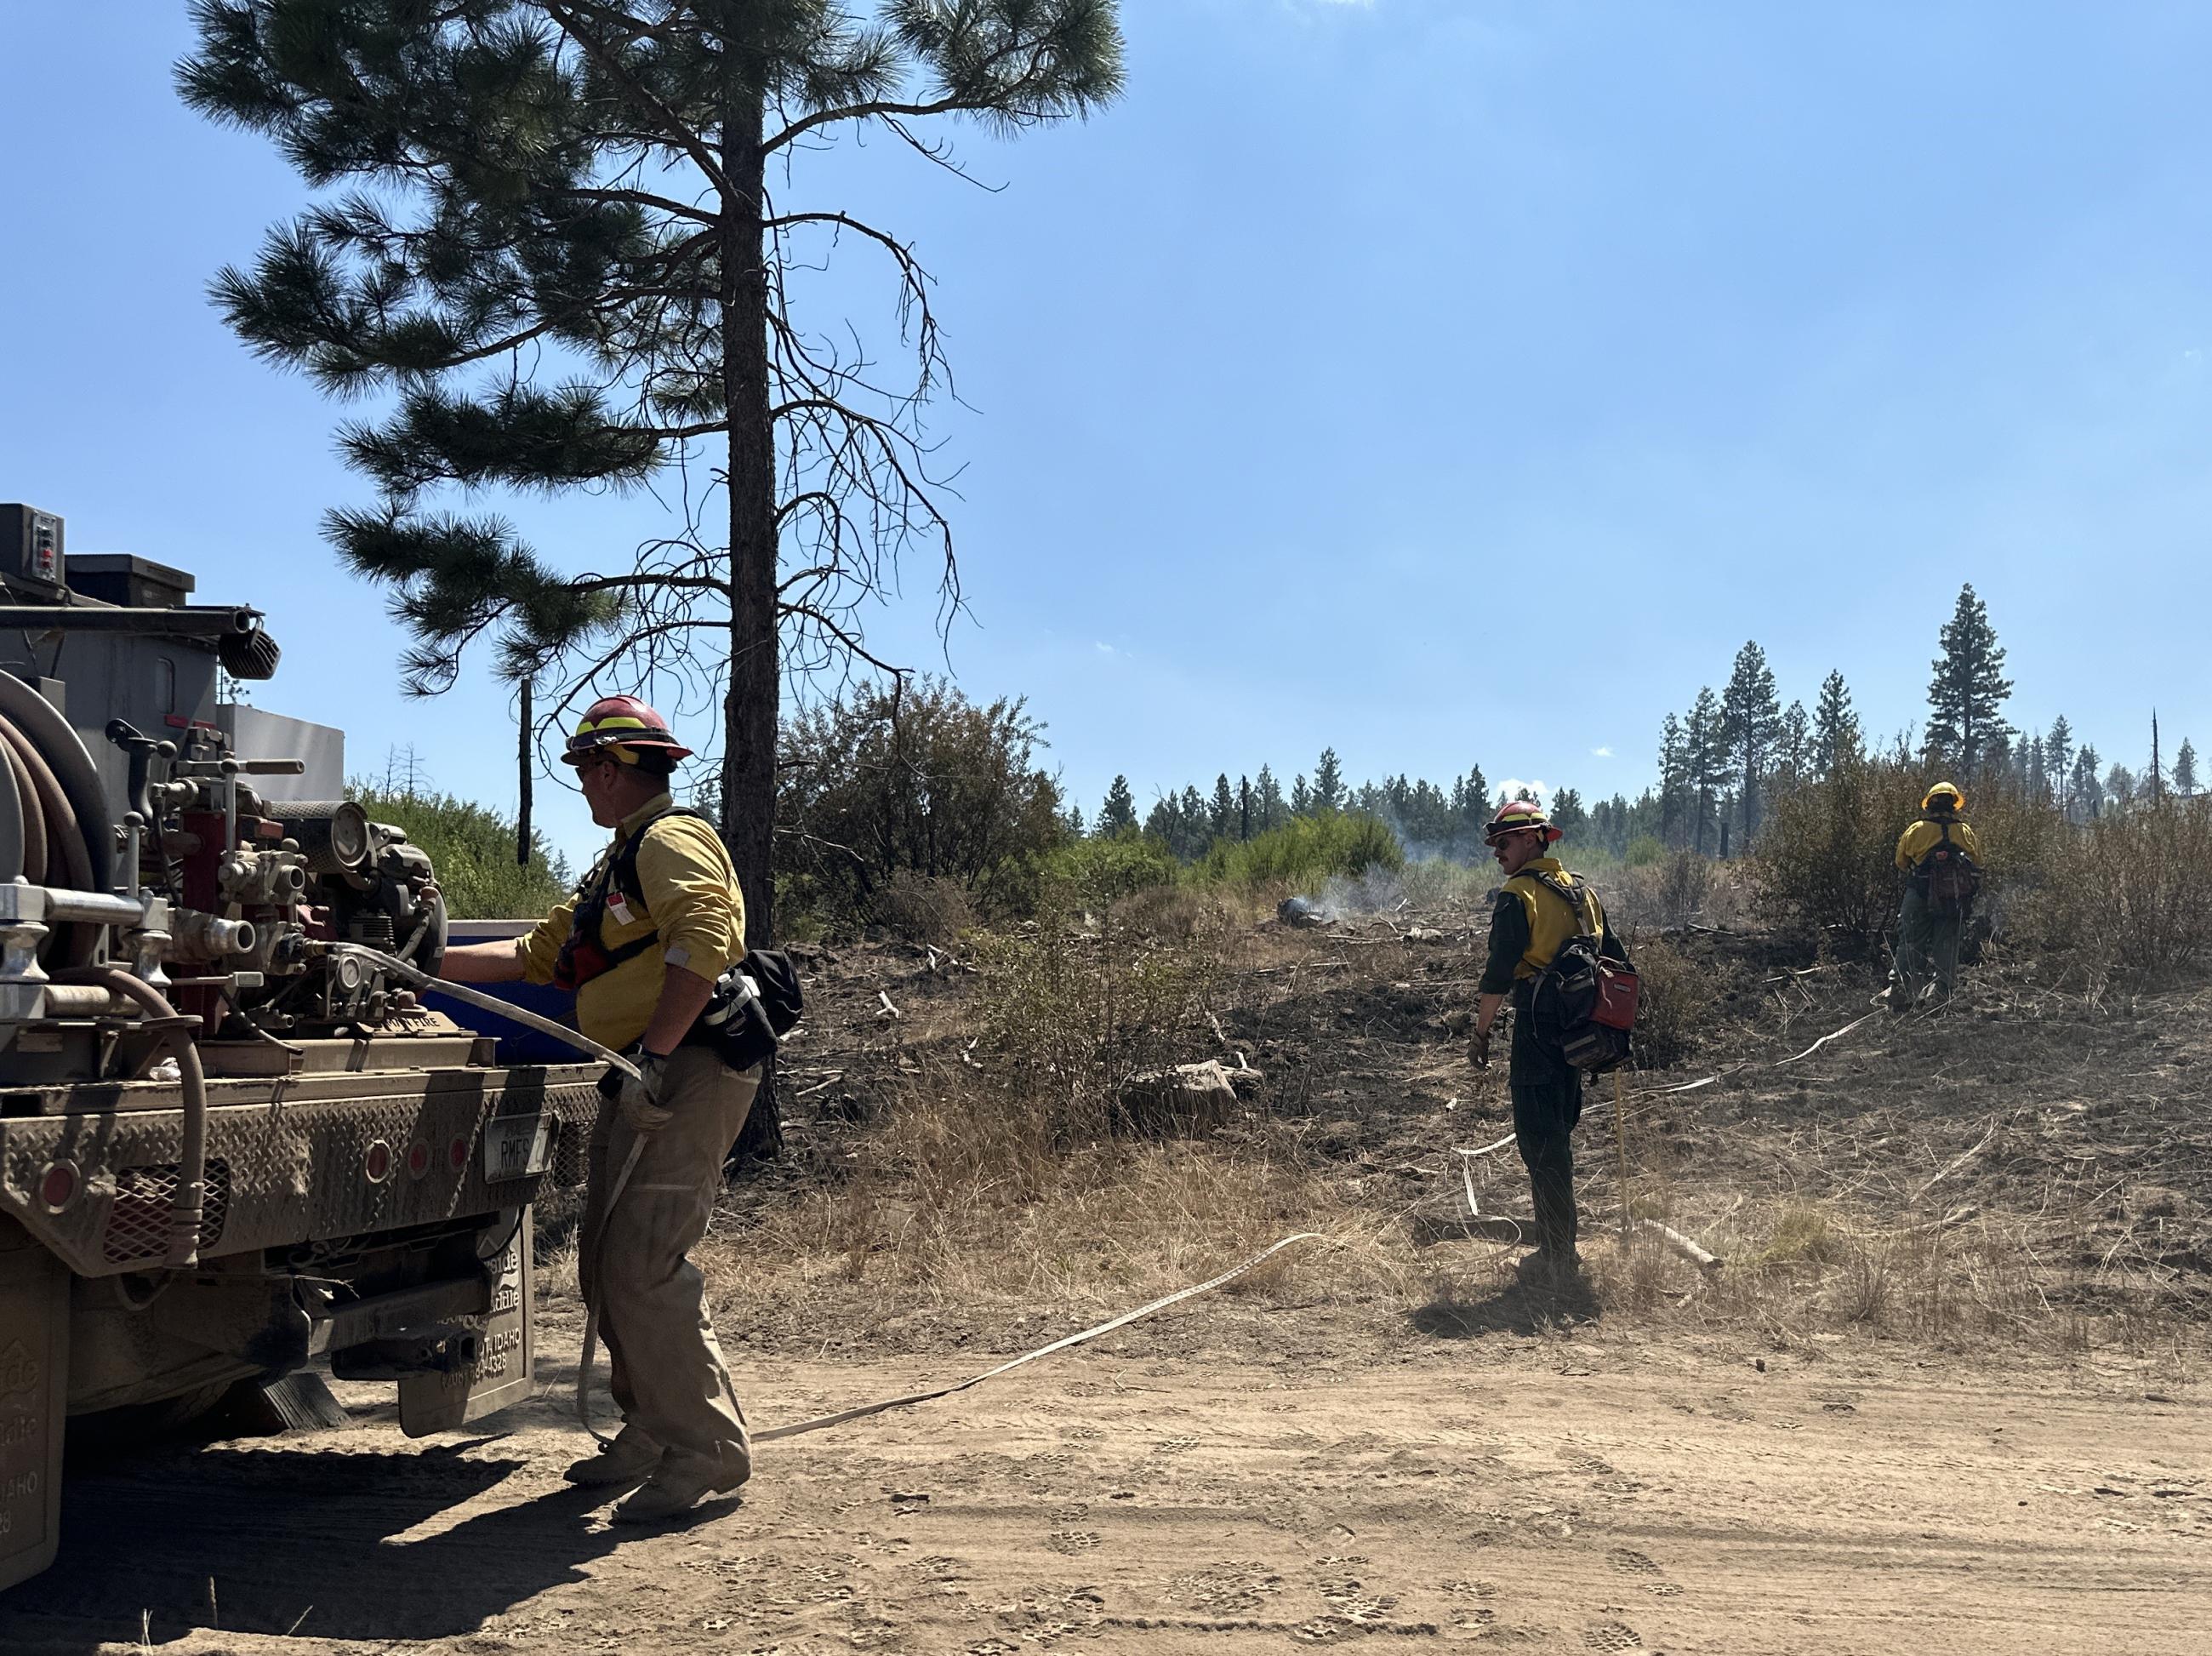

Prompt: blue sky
xmin=3 ymin=2 xmax=2209 ymax=866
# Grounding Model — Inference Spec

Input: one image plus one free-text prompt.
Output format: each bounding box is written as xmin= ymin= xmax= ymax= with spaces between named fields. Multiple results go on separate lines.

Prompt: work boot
xmin=1514 ymin=1248 xmax=1580 ymax=1293
xmin=1540 ymin=1249 xmax=1584 ymax=1293
xmin=564 ymin=1425 xmax=662 ymax=1488
xmin=613 ymin=1450 xmax=751 ymax=1524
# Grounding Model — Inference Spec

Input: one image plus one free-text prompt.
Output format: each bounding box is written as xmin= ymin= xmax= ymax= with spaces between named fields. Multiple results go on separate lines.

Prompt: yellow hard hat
xmin=1921 ymin=781 xmax=1964 ymax=812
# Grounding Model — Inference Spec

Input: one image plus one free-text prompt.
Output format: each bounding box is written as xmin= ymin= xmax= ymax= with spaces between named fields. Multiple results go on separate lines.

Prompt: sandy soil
xmin=6 ymin=1314 xmax=2208 ymax=1656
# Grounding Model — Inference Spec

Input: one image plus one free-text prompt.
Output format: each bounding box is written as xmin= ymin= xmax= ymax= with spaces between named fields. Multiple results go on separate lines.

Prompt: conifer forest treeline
xmin=1079 ymin=583 xmax=2195 ymax=869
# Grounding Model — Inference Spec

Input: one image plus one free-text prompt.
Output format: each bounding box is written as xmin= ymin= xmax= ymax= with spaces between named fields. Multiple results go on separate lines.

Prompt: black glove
xmin=1469 ymin=1028 xmax=1491 ymax=1070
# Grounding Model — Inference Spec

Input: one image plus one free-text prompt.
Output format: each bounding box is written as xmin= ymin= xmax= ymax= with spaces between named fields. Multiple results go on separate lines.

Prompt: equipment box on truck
xmin=0 ymin=505 xmax=590 ymax=1592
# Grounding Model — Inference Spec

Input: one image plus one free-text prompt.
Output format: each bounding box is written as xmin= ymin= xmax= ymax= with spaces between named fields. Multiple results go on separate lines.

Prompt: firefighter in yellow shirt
xmin=1889 ymin=782 xmax=1984 ymax=1007
xmin=440 ymin=696 xmax=756 ymax=1523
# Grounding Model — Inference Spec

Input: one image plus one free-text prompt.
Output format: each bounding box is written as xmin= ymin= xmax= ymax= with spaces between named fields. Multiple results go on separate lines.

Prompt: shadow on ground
xmin=1409 ymin=1282 xmax=1600 ymax=1339
xmin=0 ymin=1437 xmax=645 ymax=1648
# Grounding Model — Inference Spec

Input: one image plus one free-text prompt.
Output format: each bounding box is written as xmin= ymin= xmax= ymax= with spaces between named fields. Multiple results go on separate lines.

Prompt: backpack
xmin=1524 ymin=871 xmax=1640 ymax=1075
xmin=555 ymin=806 xmax=804 ymax=1067
xmin=1915 ymin=821 xmax=1982 ymax=916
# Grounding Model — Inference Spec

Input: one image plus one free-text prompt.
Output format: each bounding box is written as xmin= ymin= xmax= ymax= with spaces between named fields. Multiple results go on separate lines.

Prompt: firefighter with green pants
xmin=1889 ymin=781 xmax=1983 ymax=1007
xmin=1469 ymin=802 xmax=1629 ymax=1291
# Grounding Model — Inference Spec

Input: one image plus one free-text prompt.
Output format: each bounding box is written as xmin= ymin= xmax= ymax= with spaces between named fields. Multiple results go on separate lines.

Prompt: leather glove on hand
xmin=1468 ymin=1028 xmax=1492 ymax=1070
xmin=618 ymin=1051 xmax=673 ymax=1134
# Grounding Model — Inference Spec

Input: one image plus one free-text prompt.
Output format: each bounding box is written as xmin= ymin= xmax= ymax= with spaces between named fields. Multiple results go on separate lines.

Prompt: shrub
xmin=1110 ymin=882 xmax=1222 ymax=944
xmin=348 ymin=786 xmax=571 ymax=919
xmin=869 ymin=871 xmax=974 ymax=944
xmin=1624 ymin=834 xmax=1667 ymax=868
xmin=777 ymin=677 xmax=1068 ymax=932
xmin=2011 ymin=797 xmax=2212 ymax=985
xmin=968 ymin=896 xmax=1228 ymax=1140
xmin=1629 ymin=937 xmax=1716 ymax=1068
xmin=1041 ymin=830 xmax=1181 ymax=906
xmin=1195 ymin=812 xmax=1403 ymax=892
xmin=1757 ymin=757 xmax=2073 ymax=948
xmin=1752 ymin=755 xmax=1915 ymax=941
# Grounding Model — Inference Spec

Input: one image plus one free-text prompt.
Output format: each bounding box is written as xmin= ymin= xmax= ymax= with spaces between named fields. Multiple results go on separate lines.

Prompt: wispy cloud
xmin=1591 ymin=745 xmax=1614 ymax=758
xmin=1496 ymin=778 xmax=1548 ymax=804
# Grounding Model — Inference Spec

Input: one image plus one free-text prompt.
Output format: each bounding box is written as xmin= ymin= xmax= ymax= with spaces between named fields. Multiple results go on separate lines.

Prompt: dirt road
xmin=5 ymin=1314 xmax=2207 ymax=1656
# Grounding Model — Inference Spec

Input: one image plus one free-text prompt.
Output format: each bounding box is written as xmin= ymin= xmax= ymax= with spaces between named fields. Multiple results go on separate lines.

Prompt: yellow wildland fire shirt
xmin=517 ymin=792 xmax=747 ymax=1050
xmin=1895 ymin=816 xmax=1982 ymax=872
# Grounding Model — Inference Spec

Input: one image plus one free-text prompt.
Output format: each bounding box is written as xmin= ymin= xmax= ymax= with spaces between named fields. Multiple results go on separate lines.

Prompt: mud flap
xmin=0 ymin=1219 xmax=68 ymax=1593
xmin=399 ymin=1208 xmax=534 ymax=1436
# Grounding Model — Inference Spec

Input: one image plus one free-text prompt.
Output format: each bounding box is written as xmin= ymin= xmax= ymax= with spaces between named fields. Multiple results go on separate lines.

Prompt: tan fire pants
xmin=579 ymin=1046 xmax=761 ymax=1477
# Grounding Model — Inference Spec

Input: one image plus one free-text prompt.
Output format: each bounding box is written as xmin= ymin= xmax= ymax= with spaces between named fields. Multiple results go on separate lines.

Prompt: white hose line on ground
xmin=748 ymin=1231 xmax=1331 ymax=1444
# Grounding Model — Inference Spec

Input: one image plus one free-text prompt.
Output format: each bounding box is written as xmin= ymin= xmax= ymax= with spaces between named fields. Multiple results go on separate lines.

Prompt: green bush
xmin=1041 ymin=831 xmax=1182 ymax=906
xmin=1753 ymin=756 xmax=1932 ymax=941
xmin=777 ymin=677 xmax=1068 ymax=932
xmin=1624 ymin=834 xmax=1667 ymax=868
xmin=1195 ymin=812 xmax=1403 ymax=891
xmin=348 ymin=787 xmax=572 ymax=920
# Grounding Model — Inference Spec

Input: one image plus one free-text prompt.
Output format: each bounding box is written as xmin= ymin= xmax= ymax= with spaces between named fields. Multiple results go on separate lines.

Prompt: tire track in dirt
xmin=3 ymin=1341 xmax=2206 ymax=1654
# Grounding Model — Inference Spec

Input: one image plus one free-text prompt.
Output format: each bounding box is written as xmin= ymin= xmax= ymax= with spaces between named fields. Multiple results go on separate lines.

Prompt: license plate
xmin=483 ymin=1114 xmax=554 ymax=1181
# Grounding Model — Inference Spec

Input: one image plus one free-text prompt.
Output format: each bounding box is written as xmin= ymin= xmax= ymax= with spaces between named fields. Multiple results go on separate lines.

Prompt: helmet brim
xmin=562 ymin=734 xmax=694 ymax=766
xmin=1484 ymin=823 xmax=1561 ymax=847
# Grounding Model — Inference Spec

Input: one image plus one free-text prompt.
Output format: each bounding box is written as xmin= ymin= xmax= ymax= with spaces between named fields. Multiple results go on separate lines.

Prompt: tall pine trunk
xmin=721 ymin=73 xmax=783 ymax=1162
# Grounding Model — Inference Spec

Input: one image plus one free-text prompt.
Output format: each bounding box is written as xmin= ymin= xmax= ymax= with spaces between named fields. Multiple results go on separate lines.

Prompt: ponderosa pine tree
xmin=1210 ymin=774 xmax=1234 ymax=842
xmin=2070 ymin=745 xmax=2102 ymax=820
xmin=1776 ymin=699 xmax=1810 ymax=784
xmin=1097 ymin=774 xmax=1137 ymax=837
xmin=1685 ymin=686 xmax=1725 ymax=854
xmin=1925 ymin=585 xmax=2013 ymax=774
xmin=1813 ymin=670 xmax=1859 ymax=774
xmin=1255 ymin=764 xmax=1286 ymax=831
xmin=1656 ymin=712 xmax=1687 ymax=844
xmin=2175 ymin=738 xmax=2199 ymax=798
xmin=180 ymin=0 xmax=1124 ymax=945
xmin=1312 ymin=748 xmax=1344 ymax=813
xmin=2044 ymin=716 xmax=2073 ymax=804
xmin=1721 ymin=640 xmax=1782 ymax=842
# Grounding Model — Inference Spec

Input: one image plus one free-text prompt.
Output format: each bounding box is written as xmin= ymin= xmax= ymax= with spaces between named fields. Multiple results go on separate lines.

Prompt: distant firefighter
xmin=1888 ymin=782 xmax=1983 ymax=1008
xmin=1468 ymin=802 xmax=1633 ymax=1293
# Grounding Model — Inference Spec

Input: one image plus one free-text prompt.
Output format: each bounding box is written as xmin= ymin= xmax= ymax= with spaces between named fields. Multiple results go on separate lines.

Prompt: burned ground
xmin=709 ymin=905 xmax=2212 ymax=1364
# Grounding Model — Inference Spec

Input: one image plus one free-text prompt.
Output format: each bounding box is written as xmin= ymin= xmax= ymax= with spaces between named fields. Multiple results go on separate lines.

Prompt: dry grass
xmin=698 ymin=1075 xmax=1419 ymax=1348
xmin=618 ymin=894 xmax=2212 ymax=1376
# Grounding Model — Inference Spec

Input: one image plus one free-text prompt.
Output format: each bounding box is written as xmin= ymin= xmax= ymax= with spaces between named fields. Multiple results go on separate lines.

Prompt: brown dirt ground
xmin=5 ymin=1309 xmax=2209 ymax=1653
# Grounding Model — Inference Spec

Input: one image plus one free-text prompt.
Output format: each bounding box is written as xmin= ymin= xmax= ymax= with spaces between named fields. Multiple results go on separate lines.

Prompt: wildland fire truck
xmin=0 ymin=505 xmax=596 ymax=1591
